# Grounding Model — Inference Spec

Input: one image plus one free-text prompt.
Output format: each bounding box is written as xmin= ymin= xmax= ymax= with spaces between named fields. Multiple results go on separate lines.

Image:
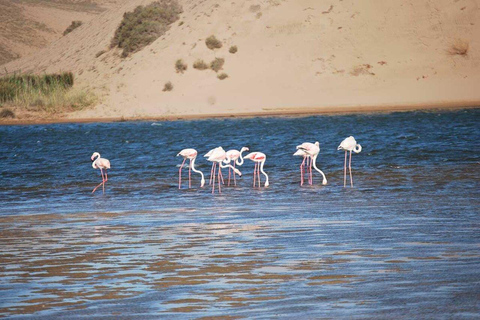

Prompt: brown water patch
xmin=385 ymin=260 xmax=408 ymax=263
xmin=407 ymin=256 xmax=442 ymax=260
xmin=308 ymin=274 xmax=358 ymax=281
xmin=168 ymin=305 xmax=207 ymax=312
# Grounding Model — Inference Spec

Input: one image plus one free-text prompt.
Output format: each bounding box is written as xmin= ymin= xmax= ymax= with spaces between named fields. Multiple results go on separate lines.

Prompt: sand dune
xmin=1 ymin=0 xmax=479 ymax=120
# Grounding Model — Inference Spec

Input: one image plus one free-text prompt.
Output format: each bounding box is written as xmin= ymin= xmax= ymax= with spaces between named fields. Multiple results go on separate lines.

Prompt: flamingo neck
xmin=237 ymin=149 xmax=246 ymax=166
xmin=259 ymin=159 xmax=269 ymax=187
xmin=190 ymin=158 xmax=205 ymax=183
xmin=311 ymin=155 xmax=327 ymax=183
xmin=354 ymin=144 xmax=362 ymax=153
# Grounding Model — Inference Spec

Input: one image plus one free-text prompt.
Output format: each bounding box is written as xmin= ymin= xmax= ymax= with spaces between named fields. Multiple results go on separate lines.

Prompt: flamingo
xmin=243 ymin=152 xmax=269 ymax=187
xmin=224 ymin=147 xmax=249 ymax=186
xmin=293 ymin=149 xmax=310 ymax=186
xmin=204 ymin=147 xmax=224 ymax=185
xmin=296 ymin=142 xmax=327 ymax=185
xmin=338 ymin=136 xmax=362 ymax=187
xmin=206 ymin=147 xmax=242 ymax=194
xmin=177 ymin=148 xmax=205 ymax=189
xmin=91 ymin=152 xmax=110 ymax=194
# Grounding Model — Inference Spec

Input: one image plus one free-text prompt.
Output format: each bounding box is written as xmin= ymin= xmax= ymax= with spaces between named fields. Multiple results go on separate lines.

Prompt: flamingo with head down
xmin=177 ymin=148 xmax=205 ymax=189
xmin=224 ymin=147 xmax=249 ymax=186
xmin=206 ymin=147 xmax=242 ymax=194
xmin=296 ymin=141 xmax=327 ymax=186
xmin=243 ymin=152 xmax=269 ymax=188
xmin=338 ymin=136 xmax=362 ymax=187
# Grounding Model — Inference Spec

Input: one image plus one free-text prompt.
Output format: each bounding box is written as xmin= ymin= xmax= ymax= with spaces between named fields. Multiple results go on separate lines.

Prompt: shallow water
xmin=0 ymin=109 xmax=479 ymax=318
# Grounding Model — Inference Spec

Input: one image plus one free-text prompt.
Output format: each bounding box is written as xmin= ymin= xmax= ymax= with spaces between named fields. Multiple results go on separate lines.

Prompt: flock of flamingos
xmin=90 ymin=136 xmax=362 ymax=194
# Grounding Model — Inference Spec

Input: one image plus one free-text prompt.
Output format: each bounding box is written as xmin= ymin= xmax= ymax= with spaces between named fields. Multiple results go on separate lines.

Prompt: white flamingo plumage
xmin=224 ymin=147 xmax=249 ymax=186
xmin=296 ymin=142 xmax=327 ymax=185
xmin=338 ymin=136 xmax=362 ymax=187
xmin=206 ymin=147 xmax=242 ymax=194
xmin=244 ymin=152 xmax=269 ymax=187
xmin=177 ymin=148 xmax=205 ymax=189
xmin=91 ymin=152 xmax=111 ymax=194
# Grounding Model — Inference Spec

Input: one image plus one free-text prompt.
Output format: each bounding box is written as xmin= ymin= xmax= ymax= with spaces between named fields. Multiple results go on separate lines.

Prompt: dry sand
xmin=1 ymin=0 xmax=479 ymax=123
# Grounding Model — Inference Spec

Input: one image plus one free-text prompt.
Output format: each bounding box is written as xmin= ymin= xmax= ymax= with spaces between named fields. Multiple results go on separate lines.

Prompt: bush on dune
xmin=63 ymin=21 xmax=82 ymax=36
xmin=111 ymin=0 xmax=183 ymax=58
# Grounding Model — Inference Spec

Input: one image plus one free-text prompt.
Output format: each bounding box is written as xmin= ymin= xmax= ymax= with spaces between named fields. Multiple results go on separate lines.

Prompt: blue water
xmin=0 ymin=109 xmax=479 ymax=318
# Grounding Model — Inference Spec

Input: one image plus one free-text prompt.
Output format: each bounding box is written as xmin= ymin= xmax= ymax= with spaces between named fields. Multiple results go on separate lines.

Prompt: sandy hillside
xmin=0 ymin=0 xmax=128 ymax=66
xmin=1 ymin=0 xmax=479 ymax=120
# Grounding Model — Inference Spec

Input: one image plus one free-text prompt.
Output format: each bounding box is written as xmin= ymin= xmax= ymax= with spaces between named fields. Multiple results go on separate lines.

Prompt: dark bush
xmin=163 ymin=81 xmax=173 ymax=91
xmin=0 ymin=108 xmax=15 ymax=118
xmin=205 ymin=35 xmax=222 ymax=50
xmin=63 ymin=21 xmax=82 ymax=36
xmin=229 ymin=45 xmax=238 ymax=54
xmin=193 ymin=59 xmax=209 ymax=70
xmin=210 ymin=58 xmax=225 ymax=72
xmin=111 ymin=0 xmax=183 ymax=57
xmin=175 ymin=59 xmax=187 ymax=73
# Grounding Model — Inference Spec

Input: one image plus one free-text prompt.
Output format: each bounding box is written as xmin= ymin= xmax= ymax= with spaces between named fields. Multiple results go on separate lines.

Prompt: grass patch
xmin=111 ymin=0 xmax=183 ymax=58
xmin=193 ymin=59 xmax=209 ymax=70
xmin=0 ymin=72 xmax=95 ymax=113
xmin=163 ymin=81 xmax=173 ymax=91
xmin=205 ymin=35 xmax=222 ymax=50
xmin=229 ymin=45 xmax=238 ymax=54
xmin=217 ymin=73 xmax=228 ymax=80
xmin=210 ymin=58 xmax=225 ymax=72
xmin=447 ymin=39 xmax=469 ymax=56
xmin=63 ymin=21 xmax=82 ymax=36
xmin=0 ymin=108 xmax=15 ymax=118
xmin=175 ymin=59 xmax=187 ymax=73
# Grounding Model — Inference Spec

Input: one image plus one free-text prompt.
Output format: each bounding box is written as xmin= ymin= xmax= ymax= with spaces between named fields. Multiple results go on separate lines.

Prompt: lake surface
xmin=0 ymin=109 xmax=479 ymax=318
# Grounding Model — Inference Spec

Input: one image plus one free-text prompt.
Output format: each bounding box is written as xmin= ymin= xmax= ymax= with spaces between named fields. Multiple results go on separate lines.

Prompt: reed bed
xmin=0 ymin=72 xmax=95 ymax=113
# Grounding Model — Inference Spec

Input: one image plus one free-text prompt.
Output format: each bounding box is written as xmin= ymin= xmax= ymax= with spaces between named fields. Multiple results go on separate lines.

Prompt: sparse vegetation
xmin=210 ymin=58 xmax=225 ymax=72
xmin=111 ymin=0 xmax=183 ymax=58
xmin=217 ymin=73 xmax=228 ymax=80
xmin=63 ymin=21 xmax=82 ymax=36
xmin=447 ymin=39 xmax=469 ymax=56
xmin=229 ymin=45 xmax=238 ymax=54
xmin=0 ymin=72 xmax=95 ymax=113
xmin=0 ymin=108 xmax=15 ymax=118
xmin=175 ymin=59 xmax=187 ymax=73
xmin=163 ymin=81 xmax=173 ymax=91
xmin=193 ymin=59 xmax=209 ymax=70
xmin=205 ymin=35 xmax=222 ymax=50
xmin=95 ymin=50 xmax=106 ymax=58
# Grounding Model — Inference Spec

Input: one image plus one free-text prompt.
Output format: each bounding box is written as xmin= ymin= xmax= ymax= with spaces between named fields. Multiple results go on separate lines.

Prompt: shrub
xmin=163 ymin=81 xmax=173 ymax=91
xmin=193 ymin=59 xmax=209 ymax=70
xmin=205 ymin=35 xmax=222 ymax=50
xmin=447 ymin=39 xmax=469 ymax=56
xmin=0 ymin=72 xmax=94 ymax=113
xmin=210 ymin=58 xmax=225 ymax=72
xmin=175 ymin=59 xmax=187 ymax=73
xmin=63 ymin=21 xmax=82 ymax=36
xmin=111 ymin=0 xmax=183 ymax=57
xmin=0 ymin=108 xmax=15 ymax=118
xmin=217 ymin=73 xmax=228 ymax=80
xmin=229 ymin=45 xmax=238 ymax=54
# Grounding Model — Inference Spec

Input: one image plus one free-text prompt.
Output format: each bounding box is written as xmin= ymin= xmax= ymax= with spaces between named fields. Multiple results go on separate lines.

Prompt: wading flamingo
xmin=204 ymin=147 xmax=224 ymax=185
xmin=338 ymin=136 xmax=362 ymax=187
xmin=244 ymin=152 xmax=269 ymax=187
xmin=224 ymin=147 xmax=249 ymax=186
xmin=206 ymin=147 xmax=242 ymax=194
xmin=177 ymin=148 xmax=205 ymax=189
xmin=293 ymin=149 xmax=310 ymax=186
xmin=296 ymin=142 xmax=327 ymax=185
xmin=91 ymin=152 xmax=110 ymax=194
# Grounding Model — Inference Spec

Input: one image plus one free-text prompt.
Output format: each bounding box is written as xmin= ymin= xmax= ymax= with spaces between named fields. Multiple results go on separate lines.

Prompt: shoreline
xmin=1 ymin=102 xmax=478 ymax=126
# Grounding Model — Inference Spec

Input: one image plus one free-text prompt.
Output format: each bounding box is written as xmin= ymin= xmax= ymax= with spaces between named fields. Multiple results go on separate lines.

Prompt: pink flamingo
xmin=224 ymin=147 xmax=249 ymax=186
xmin=244 ymin=152 xmax=269 ymax=187
xmin=296 ymin=142 xmax=327 ymax=185
xmin=206 ymin=147 xmax=242 ymax=194
xmin=177 ymin=148 xmax=205 ymax=189
xmin=293 ymin=149 xmax=310 ymax=186
xmin=338 ymin=136 xmax=362 ymax=187
xmin=91 ymin=152 xmax=111 ymax=194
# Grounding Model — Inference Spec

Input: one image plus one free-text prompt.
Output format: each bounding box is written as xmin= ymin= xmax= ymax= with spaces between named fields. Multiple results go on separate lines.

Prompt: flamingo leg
xmin=92 ymin=168 xmax=105 ymax=194
xmin=209 ymin=163 xmax=214 ymax=185
xmin=179 ymin=158 xmax=186 ymax=189
xmin=189 ymin=160 xmax=192 ymax=189
xmin=253 ymin=162 xmax=257 ymax=187
xmin=300 ymin=157 xmax=306 ymax=186
xmin=233 ymin=162 xmax=237 ymax=186
xmin=228 ymin=167 xmax=231 ymax=186
xmin=257 ymin=162 xmax=261 ymax=187
xmin=218 ymin=163 xmax=222 ymax=193
xmin=309 ymin=157 xmax=313 ymax=185
xmin=104 ymin=170 xmax=108 ymax=193
xmin=349 ymin=150 xmax=353 ymax=187
xmin=343 ymin=151 xmax=347 ymax=187
xmin=212 ymin=162 xmax=216 ymax=194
